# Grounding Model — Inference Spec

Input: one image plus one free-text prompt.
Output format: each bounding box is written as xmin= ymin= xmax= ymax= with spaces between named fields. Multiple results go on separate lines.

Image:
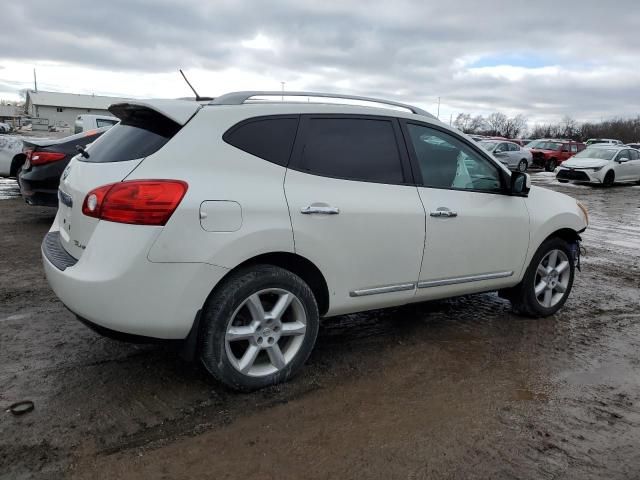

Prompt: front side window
xmin=628 ymin=149 xmax=639 ymax=160
xmin=296 ymin=117 xmax=404 ymax=183
xmin=406 ymin=123 xmax=502 ymax=192
xmin=616 ymin=150 xmax=631 ymax=161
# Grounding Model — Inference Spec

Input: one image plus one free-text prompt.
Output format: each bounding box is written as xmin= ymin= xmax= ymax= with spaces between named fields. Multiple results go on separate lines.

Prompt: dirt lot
xmin=1 ymin=173 xmax=639 ymax=479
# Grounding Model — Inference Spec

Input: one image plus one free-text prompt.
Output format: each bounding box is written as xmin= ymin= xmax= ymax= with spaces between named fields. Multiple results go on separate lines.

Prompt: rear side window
xmin=223 ymin=116 xmax=299 ymax=167
xmin=96 ymin=119 xmax=118 ymax=128
xmin=296 ymin=117 xmax=404 ymax=183
xmin=80 ymin=108 xmax=180 ymax=163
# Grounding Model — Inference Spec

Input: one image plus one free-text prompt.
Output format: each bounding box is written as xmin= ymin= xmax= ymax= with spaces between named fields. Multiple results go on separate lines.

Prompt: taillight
xmin=82 ymin=180 xmax=188 ymax=226
xmin=30 ymin=151 xmax=66 ymax=165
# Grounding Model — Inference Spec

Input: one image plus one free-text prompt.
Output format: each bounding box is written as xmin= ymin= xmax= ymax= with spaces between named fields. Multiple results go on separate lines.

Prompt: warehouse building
xmin=24 ymin=90 xmax=130 ymax=131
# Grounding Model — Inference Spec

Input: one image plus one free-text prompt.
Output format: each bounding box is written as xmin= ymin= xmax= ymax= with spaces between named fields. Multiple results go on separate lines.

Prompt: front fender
xmin=522 ymin=186 xmax=587 ymax=269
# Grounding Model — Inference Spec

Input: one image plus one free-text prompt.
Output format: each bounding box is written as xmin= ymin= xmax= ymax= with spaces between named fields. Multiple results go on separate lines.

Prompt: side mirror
xmin=618 ymin=157 xmax=630 ymax=163
xmin=510 ymin=171 xmax=531 ymax=196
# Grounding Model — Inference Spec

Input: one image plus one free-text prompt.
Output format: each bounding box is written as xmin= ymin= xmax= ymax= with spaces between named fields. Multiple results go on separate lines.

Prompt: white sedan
xmin=0 ymin=135 xmax=26 ymax=177
xmin=556 ymin=146 xmax=640 ymax=186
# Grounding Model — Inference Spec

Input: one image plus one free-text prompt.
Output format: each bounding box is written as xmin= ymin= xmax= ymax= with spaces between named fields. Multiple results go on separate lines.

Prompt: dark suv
xmin=530 ymin=140 xmax=586 ymax=171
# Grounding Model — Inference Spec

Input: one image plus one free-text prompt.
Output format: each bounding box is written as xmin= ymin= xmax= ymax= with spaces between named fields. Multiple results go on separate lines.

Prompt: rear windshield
xmin=80 ymin=108 xmax=180 ymax=163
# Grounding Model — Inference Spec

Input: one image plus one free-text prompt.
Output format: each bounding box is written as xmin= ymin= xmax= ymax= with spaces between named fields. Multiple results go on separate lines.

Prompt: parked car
xmin=18 ymin=128 xmax=109 ymax=206
xmin=530 ymin=140 xmax=586 ymax=171
xmin=625 ymin=143 xmax=640 ymax=149
xmin=478 ymin=140 xmax=532 ymax=172
xmin=0 ymin=122 xmax=11 ymax=133
xmin=556 ymin=146 xmax=640 ymax=186
xmin=74 ymin=114 xmax=118 ymax=134
xmin=0 ymin=135 xmax=34 ymax=177
xmin=585 ymin=138 xmax=623 ymax=146
xmin=42 ymin=91 xmax=588 ymax=391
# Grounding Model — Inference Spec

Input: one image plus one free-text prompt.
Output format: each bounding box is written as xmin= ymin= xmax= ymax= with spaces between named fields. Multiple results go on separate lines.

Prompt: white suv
xmin=42 ymin=92 xmax=588 ymax=390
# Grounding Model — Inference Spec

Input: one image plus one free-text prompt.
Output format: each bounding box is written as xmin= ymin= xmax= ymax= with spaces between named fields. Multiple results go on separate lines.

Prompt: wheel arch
xmin=10 ymin=153 xmax=26 ymax=177
xmin=542 ymin=227 xmax=581 ymax=246
xmin=210 ymin=251 xmax=330 ymax=316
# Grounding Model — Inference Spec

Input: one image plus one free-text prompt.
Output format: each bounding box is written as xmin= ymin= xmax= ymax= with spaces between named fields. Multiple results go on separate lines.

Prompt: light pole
xmin=281 ymin=81 xmax=285 ymax=101
xmin=437 ymin=97 xmax=441 ymax=119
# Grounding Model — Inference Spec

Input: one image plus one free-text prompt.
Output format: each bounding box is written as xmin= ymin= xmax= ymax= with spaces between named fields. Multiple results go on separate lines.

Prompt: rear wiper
xmin=76 ymin=145 xmax=90 ymax=159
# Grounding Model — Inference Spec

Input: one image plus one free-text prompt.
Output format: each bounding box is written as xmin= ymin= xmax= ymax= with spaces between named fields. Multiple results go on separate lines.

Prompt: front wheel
xmin=603 ymin=170 xmax=615 ymax=187
xmin=545 ymin=158 xmax=557 ymax=172
xmin=509 ymin=237 xmax=575 ymax=317
xmin=199 ymin=265 xmax=319 ymax=391
xmin=517 ymin=159 xmax=528 ymax=172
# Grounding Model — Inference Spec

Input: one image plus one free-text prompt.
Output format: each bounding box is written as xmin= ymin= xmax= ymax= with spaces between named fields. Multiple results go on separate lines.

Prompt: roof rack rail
xmin=209 ymin=91 xmax=434 ymax=118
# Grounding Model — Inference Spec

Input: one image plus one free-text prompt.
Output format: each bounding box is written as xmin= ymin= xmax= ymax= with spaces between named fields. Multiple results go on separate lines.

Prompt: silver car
xmin=479 ymin=140 xmax=532 ymax=172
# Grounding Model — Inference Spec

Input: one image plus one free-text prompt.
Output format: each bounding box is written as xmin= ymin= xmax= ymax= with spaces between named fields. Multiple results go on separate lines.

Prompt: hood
xmin=108 ymin=99 xmax=202 ymax=125
xmin=561 ymin=157 xmax=609 ymax=169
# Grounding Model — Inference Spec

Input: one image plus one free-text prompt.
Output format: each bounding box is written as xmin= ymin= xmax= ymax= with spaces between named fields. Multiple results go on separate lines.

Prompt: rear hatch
xmin=56 ymin=100 xmax=200 ymax=259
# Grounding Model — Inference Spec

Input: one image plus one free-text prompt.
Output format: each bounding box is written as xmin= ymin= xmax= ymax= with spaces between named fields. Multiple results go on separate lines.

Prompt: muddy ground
xmin=1 ymin=173 xmax=639 ymax=479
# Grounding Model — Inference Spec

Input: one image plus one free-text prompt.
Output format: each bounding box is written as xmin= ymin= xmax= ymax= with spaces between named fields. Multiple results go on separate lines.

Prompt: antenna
xmin=179 ymin=69 xmax=202 ymax=101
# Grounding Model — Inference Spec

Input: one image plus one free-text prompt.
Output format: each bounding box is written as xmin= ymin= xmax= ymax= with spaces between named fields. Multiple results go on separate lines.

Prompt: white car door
xmin=401 ymin=122 xmax=530 ymax=301
xmin=614 ymin=149 xmax=634 ymax=181
xmin=285 ymin=115 xmax=426 ymax=316
xmin=625 ymin=149 xmax=640 ymax=180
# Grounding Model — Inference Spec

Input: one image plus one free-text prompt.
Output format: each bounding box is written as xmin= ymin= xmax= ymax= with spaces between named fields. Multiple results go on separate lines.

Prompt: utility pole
xmin=437 ymin=97 xmax=441 ymax=119
xmin=449 ymin=113 xmax=453 ymax=126
xmin=33 ymin=68 xmax=38 ymax=92
xmin=281 ymin=81 xmax=285 ymax=101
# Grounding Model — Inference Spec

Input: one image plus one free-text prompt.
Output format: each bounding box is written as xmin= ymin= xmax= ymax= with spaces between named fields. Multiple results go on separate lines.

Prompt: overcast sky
xmin=1 ymin=0 xmax=638 ymax=125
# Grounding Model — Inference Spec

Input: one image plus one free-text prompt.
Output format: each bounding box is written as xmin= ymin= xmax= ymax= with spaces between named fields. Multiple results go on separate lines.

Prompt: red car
xmin=530 ymin=140 xmax=586 ymax=171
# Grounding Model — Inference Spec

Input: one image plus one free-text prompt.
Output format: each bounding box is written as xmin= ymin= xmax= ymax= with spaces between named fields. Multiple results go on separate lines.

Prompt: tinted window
xmin=406 ymin=123 xmax=502 ymax=193
xmin=224 ymin=117 xmax=298 ymax=167
xmin=297 ymin=118 xmax=403 ymax=183
xmin=495 ymin=143 xmax=508 ymax=152
xmin=629 ymin=149 xmax=639 ymax=160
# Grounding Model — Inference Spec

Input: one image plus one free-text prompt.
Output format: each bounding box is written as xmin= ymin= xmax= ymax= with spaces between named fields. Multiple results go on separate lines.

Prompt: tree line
xmin=453 ymin=113 xmax=640 ymax=143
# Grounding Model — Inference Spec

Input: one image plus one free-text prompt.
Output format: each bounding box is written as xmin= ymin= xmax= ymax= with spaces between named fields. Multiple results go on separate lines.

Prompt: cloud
xmin=0 ymin=0 xmax=638 ymax=123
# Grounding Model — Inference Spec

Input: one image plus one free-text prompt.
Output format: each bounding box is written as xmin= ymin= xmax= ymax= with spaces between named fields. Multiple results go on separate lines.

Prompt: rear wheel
xmin=199 ymin=265 xmax=319 ymax=391
xmin=545 ymin=158 xmax=557 ymax=172
xmin=509 ymin=237 xmax=575 ymax=317
xmin=603 ymin=170 xmax=615 ymax=187
xmin=517 ymin=159 xmax=528 ymax=172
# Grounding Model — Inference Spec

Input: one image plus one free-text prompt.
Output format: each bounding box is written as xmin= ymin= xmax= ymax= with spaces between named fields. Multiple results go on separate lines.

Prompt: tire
xmin=10 ymin=155 xmax=25 ymax=178
xmin=603 ymin=170 xmax=615 ymax=187
xmin=199 ymin=264 xmax=319 ymax=391
xmin=509 ymin=237 xmax=575 ymax=317
xmin=517 ymin=159 xmax=528 ymax=172
xmin=545 ymin=158 xmax=557 ymax=172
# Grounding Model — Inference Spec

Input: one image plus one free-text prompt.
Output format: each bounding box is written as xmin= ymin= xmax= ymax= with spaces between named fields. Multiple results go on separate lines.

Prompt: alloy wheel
xmin=534 ymin=249 xmax=571 ymax=308
xmin=225 ymin=288 xmax=307 ymax=377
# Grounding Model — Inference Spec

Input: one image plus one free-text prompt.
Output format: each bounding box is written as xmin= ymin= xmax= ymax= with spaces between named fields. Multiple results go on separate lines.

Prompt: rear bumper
xmin=42 ymin=221 xmax=230 ymax=340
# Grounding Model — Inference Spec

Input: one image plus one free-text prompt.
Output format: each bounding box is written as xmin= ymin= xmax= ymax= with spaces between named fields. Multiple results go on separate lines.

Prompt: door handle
xmin=301 ymin=205 xmax=340 ymax=215
xmin=430 ymin=209 xmax=458 ymax=218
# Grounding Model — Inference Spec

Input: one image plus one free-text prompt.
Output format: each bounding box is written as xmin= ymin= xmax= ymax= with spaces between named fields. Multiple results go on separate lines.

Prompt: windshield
xmin=574 ymin=148 xmax=617 ymax=160
xmin=524 ymin=140 xmax=542 ymax=148
xmin=479 ymin=141 xmax=498 ymax=151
